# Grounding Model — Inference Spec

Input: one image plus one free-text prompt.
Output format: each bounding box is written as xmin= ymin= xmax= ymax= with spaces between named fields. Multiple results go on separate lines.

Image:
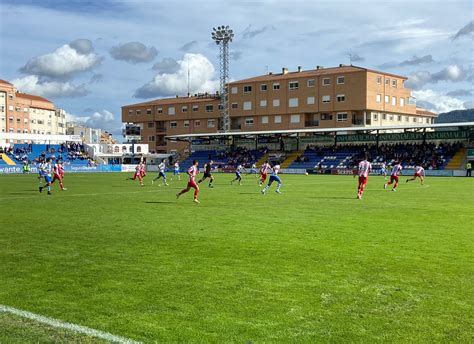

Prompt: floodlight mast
xmin=211 ymin=25 xmax=234 ymax=133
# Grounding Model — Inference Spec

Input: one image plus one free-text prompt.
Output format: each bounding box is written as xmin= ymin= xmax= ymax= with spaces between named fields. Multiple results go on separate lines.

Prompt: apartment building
xmin=122 ymin=65 xmax=437 ymax=153
xmin=0 ymin=79 xmax=66 ymax=140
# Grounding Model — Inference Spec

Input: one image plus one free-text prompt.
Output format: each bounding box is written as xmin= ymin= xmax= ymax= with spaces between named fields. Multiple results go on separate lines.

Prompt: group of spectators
xmin=348 ymin=142 xmax=463 ymax=169
xmin=215 ymin=146 xmax=267 ymax=167
xmin=2 ymin=142 xmax=91 ymax=165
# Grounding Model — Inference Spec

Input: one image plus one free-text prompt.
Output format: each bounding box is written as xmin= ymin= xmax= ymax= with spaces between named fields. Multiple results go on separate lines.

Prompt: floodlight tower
xmin=211 ymin=25 xmax=234 ymax=133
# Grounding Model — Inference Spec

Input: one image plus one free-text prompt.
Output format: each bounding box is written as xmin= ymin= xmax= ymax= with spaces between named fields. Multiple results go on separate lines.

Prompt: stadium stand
xmin=179 ymin=147 xmax=265 ymax=170
xmin=288 ymin=142 xmax=463 ymax=170
xmin=3 ymin=143 xmax=92 ymax=166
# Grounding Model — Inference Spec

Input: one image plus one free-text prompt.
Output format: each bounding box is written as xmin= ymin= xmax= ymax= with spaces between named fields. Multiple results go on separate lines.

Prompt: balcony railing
xmin=230 ymin=124 xmax=241 ymax=130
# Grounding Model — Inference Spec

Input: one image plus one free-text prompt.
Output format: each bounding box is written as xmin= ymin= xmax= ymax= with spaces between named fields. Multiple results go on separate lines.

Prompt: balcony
xmin=230 ymin=124 xmax=241 ymax=130
xmin=156 ymin=126 xmax=166 ymax=133
xmin=305 ymin=120 xmax=319 ymax=127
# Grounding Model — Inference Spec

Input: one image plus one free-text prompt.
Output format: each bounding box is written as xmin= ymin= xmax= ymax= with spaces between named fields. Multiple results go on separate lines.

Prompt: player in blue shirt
xmin=261 ymin=162 xmax=282 ymax=194
xmin=39 ymin=158 xmax=53 ymax=195
xmin=231 ymin=164 xmax=245 ymax=185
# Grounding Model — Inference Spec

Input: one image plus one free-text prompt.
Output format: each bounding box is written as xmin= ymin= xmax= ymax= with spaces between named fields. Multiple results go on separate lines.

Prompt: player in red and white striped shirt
xmin=51 ymin=159 xmax=66 ymax=191
xmin=176 ymin=160 xmax=200 ymax=203
xmin=259 ymin=161 xmax=270 ymax=186
xmin=406 ymin=164 xmax=425 ymax=185
xmin=356 ymin=155 xmax=372 ymax=199
xmin=384 ymin=161 xmax=403 ymax=191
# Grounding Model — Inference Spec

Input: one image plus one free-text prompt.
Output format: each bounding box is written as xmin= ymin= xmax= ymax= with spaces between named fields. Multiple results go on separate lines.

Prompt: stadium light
xmin=211 ymin=25 xmax=233 ymax=133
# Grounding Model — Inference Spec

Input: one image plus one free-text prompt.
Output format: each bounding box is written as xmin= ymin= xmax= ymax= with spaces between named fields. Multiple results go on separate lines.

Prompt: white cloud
xmin=135 ymin=53 xmax=218 ymax=98
xmin=413 ymin=89 xmax=465 ymax=113
xmin=20 ymin=41 xmax=101 ymax=78
xmin=12 ymin=75 xmax=88 ymax=98
xmin=406 ymin=65 xmax=465 ymax=89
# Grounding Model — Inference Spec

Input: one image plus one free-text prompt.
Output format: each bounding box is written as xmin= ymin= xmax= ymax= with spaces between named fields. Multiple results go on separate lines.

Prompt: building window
xmin=136 ymin=109 xmax=141 ymax=115
xmin=392 ymin=96 xmax=396 ymax=106
xmin=147 ymin=122 xmax=155 ymax=128
xmin=260 ymin=84 xmax=267 ymax=91
xmin=376 ymin=94 xmax=381 ymax=102
xmin=207 ymin=119 xmax=215 ymax=128
xmin=243 ymin=101 xmax=252 ymax=110
xmin=307 ymin=96 xmax=315 ymax=105
xmin=392 ymin=79 xmax=397 ymax=88
xmin=168 ymin=107 xmax=175 ymax=115
xmin=336 ymin=94 xmax=345 ymax=102
xmin=128 ymin=109 xmax=133 ymax=114
xmin=289 ymin=98 xmax=298 ymax=107
xmin=170 ymin=121 xmax=177 ymax=128
xmin=146 ymin=108 xmax=152 ymax=115
xmin=192 ymin=105 xmax=198 ymax=112
xmin=321 ymin=113 xmax=332 ymax=120
xmin=413 ymin=117 xmax=417 ymax=123
xmin=389 ymin=115 xmax=393 ymax=121
xmin=385 ymin=78 xmax=390 ymax=85
xmin=398 ymin=115 xmax=402 ymax=121
xmin=273 ymin=83 xmax=280 ymax=90
xmin=243 ymin=85 xmax=252 ymax=93
xmin=231 ymin=103 xmax=238 ymax=109
xmin=38 ymin=120 xmax=44 ymax=124
xmin=22 ymin=108 xmax=27 ymax=112
xmin=181 ymin=106 xmax=188 ymax=113
xmin=322 ymin=78 xmax=330 ymax=86
xmin=274 ymin=115 xmax=282 ymax=123
xmin=400 ymin=98 xmax=405 ymax=107
xmin=337 ymin=76 xmax=345 ymax=84
xmin=231 ymin=86 xmax=238 ymax=94
xmin=8 ymin=94 xmax=13 ymax=100
xmin=336 ymin=112 xmax=348 ymax=121
xmin=382 ymin=114 xmax=387 ymax=120
xmin=322 ymin=95 xmax=331 ymax=103
xmin=16 ymin=118 xmax=21 ymax=123
xmin=260 ymin=100 xmax=267 ymax=107
xmin=184 ymin=120 xmax=190 ymax=127
xmin=272 ymin=99 xmax=280 ymax=107
xmin=8 ymin=105 xmax=13 ymax=111
xmin=261 ymin=116 xmax=269 ymax=124
xmin=245 ymin=117 xmax=254 ymax=126
xmin=405 ymin=116 xmax=409 ymax=122
xmin=289 ymin=81 xmax=299 ymax=90
xmin=384 ymin=95 xmax=389 ymax=103
xmin=148 ymin=136 xmax=155 ymax=142
xmin=194 ymin=120 xmax=201 ymax=127
xmin=377 ymin=76 xmax=382 ymax=84
xmin=290 ymin=114 xmax=300 ymax=123
xmin=373 ymin=113 xmax=378 ymax=121
xmin=205 ymin=105 xmax=213 ymax=112
xmin=307 ymin=79 xmax=315 ymax=87
xmin=157 ymin=107 xmax=163 ymax=114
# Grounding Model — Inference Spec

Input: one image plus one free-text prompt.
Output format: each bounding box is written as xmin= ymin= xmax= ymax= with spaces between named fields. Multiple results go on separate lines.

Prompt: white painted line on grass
xmin=0 ymin=189 xmax=162 ymax=201
xmin=0 ymin=304 xmax=141 ymax=344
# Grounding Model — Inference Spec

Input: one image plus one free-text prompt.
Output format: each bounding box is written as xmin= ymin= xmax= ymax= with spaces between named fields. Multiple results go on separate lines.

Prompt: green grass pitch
xmin=0 ymin=172 xmax=472 ymax=342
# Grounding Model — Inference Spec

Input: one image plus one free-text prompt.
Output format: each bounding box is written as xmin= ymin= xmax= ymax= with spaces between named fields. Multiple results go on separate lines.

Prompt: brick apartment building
xmin=0 ymin=79 xmax=66 ymax=140
xmin=122 ymin=65 xmax=436 ymax=153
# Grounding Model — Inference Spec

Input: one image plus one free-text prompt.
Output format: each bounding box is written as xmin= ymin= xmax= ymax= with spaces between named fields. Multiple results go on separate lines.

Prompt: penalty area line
xmin=0 ymin=304 xmax=141 ymax=344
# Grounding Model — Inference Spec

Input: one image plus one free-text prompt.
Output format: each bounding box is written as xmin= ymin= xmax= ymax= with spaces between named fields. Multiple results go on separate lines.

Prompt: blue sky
xmin=0 ymin=0 xmax=473 ymax=136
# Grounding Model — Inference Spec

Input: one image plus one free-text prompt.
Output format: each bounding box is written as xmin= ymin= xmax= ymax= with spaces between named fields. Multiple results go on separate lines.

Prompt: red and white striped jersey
xmin=260 ymin=163 xmax=269 ymax=174
xmin=358 ymin=160 xmax=372 ymax=177
xmin=53 ymin=163 xmax=63 ymax=175
xmin=188 ymin=165 xmax=198 ymax=180
xmin=135 ymin=164 xmax=141 ymax=172
xmin=391 ymin=164 xmax=402 ymax=176
xmin=415 ymin=166 xmax=424 ymax=175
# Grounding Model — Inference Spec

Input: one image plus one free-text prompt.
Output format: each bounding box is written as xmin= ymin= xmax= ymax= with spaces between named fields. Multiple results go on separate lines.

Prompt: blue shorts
xmin=269 ymin=175 xmax=281 ymax=184
xmin=44 ymin=175 xmax=51 ymax=183
xmin=159 ymin=172 xmax=166 ymax=178
xmin=173 ymin=169 xmax=179 ymax=175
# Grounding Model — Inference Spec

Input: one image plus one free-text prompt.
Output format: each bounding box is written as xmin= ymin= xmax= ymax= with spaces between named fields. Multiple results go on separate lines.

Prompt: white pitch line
xmin=0 ymin=189 xmax=163 ymax=201
xmin=0 ymin=304 xmax=141 ymax=344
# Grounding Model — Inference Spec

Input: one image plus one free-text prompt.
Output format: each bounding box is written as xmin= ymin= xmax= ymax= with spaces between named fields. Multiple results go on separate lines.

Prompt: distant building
xmin=66 ymin=122 xmax=118 ymax=144
xmin=0 ymin=79 xmax=66 ymax=140
xmin=122 ymin=64 xmax=437 ymax=153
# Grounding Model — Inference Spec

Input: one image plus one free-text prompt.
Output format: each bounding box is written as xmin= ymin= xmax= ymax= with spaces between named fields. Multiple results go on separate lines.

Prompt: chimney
xmin=297 ymin=66 xmax=302 ymax=72
xmin=269 ymin=72 xmax=273 ymax=75
xmin=339 ymin=64 xmax=344 ymax=67
xmin=282 ymin=67 xmax=288 ymax=75
xmin=316 ymin=65 xmax=324 ymax=70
